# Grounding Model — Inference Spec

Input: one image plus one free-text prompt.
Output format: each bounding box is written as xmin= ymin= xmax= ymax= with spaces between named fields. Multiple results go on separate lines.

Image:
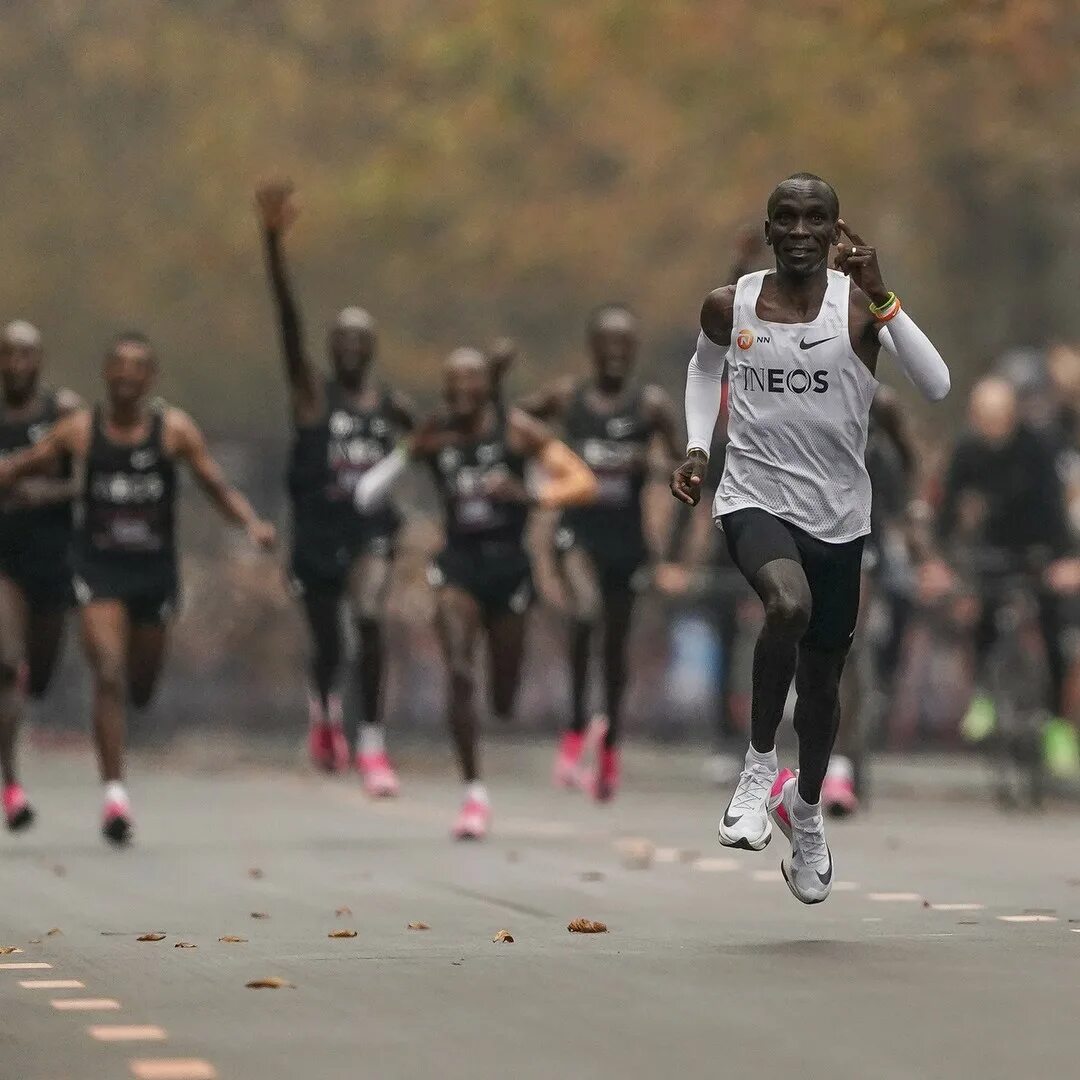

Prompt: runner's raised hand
xmin=834 ymin=220 xmax=890 ymax=306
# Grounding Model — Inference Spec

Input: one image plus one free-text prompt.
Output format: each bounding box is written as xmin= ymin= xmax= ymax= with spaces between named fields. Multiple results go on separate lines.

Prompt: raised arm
xmin=0 ymin=409 xmax=88 ymax=491
xmin=255 ymin=181 xmax=321 ymax=424
xmin=167 ymin=410 xmax=276 ymax=549
xmin=515 ymin=376 xmax=576 ymax=422
xmin=507 ymin=409 xmax=597 ymax=509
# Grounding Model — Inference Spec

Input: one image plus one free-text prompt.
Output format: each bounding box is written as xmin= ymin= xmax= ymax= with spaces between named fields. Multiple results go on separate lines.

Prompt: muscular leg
xmin=600 ymin=586 xmax=636 ymax=749
xmin=127 ymin=620 xmax=169 ymax=710
xmin=346 ymin=552 xmax=392 ymax=730
xmin=485 ymin=608 xmax=527 ymax=722
xmin=793 ymin=644 xmax=849 ymax=803
xmin=435 ymin=586 xmax=482 ymax=782
xmin=747 ymin=559 xmax=812 ymax=753
xmin=0 ymin=576 xmax=28 ymax=786
xmin=300 ymin=588 xmax=342 ymax=708
xmin=80 ymin=601 xmax=130 ymax=783
xmin=25 ymin=607 xmax=67 ymax=700
xmin=558 ymin=547 xmax=602 ymax=734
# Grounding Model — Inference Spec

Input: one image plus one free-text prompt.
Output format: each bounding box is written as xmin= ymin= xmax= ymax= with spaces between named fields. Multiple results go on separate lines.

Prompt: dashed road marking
xmin=691 ymin=857 xmax=739 ymax=873
xmin=52 ymin=998 xmax=121 ymax=1011
xmin=20 ymin=979 xmax=84 ymax=989
xmin=129 ymin=1061 xmax=218 ymax=1079
xmin=930 ymin=903 xmax=985 ymax=912
xmin=997 ymin=914 xmax=1058 ymax=923
xmin=89 ymin=1025 xmax=167 ymax=1042
xmin=868 ymin=892 xmax=922 ymax=903
xmin=752 ymin=870 xmax=783 ymax=883
xmin=0 ymin=962 xmax=52 ymax=970
xmin=832 ymin=881 xmax=860 ymax=892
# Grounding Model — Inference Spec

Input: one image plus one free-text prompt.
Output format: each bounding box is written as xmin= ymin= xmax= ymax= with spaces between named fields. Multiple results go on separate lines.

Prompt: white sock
xmin=359 ymin=724 xmax=385 ymax=756
xmin=793 ymin=789 xmax=821 ymax=822
xmin=104 ymin=781 xmax=129 ymax=809
xmin=827 ymin=754 xmax=853 ymax=782
xmin=746 ymin=743 xmax=778 ymax=773
xmin=466 ymin=781 xmax=489 ymax=805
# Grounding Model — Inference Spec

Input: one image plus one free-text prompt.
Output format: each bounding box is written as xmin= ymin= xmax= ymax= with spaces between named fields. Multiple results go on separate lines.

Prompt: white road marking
xmin=832 ymin=881 xmax=861 ymax=892
xmin=52 ymin=998 xmax=121 ymax=1011
xmin=751 ymin=870 xmax=783 ymax=883
xmin=88 ymin=1025 xmax=167 ymax=1042
xmin=19 ymin=979 xmax=84 ymax=989
xmin=868 ymin=892 xmax=922 ymax=902
xmin=129 ymin=1061 xmax=218 ymax=1080
xmin=690 ymin=857 xmax=739 ymax=873
xmin=930 ymin=903 xmax=985 ymax=912
xmin=997 ymin=914 xmax=1058 ymax=923
xmin=0 ymin=962 xmax=52 ymax=970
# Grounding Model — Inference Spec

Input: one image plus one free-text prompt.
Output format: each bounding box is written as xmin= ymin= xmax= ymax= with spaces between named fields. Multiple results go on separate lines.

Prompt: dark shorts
xmin=429 ymin=544 xmax=533 ymax=616
xmin=721 ymin=507 xmax=864 ymax=650
xmin=0 ymin=548 xmax=73 ymax=611
xmin=73 ymin=559 xmax=179 ymax=625
xmin=290 ymin=529 xmax=396 ymax=597
xmin=554 ymin=524 xmax=647 ymax=593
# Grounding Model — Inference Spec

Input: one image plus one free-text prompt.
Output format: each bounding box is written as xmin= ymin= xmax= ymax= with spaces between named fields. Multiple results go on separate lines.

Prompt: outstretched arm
xmin=255 ymin=181 xmax=321 ymax=422
xmin=168 ymin=410 xmax=276 ymax=549
xmin=0 ymin=410 xmax=87 ymax=491
xmin=515 ymin=377 xmax=575 ymax=422
xmin=5 ymin=389 xmax=85 ymax=509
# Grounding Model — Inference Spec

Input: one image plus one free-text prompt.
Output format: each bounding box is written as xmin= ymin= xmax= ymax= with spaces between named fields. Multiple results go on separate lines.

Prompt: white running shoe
xmin=717 ymin=756 xmax=777 ymax=850
xmin=768 ymin=769 xmax=833 ymax=905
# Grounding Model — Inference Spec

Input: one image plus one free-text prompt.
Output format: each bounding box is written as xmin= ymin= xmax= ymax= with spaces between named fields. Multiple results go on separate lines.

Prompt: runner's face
xmin=589 ymin=318 xmax=637 ymax=386
xmin=766 ymin=184 xmax=839 ymax=278
xmin=330 ymin=327 xmax=375 ymax=383
xmin=104 ymin=343 xmax=155 ymax=408
xmin=0 ymin=344 xmax=41 ymax=403
xmin=444 ymin=362 xmax=491 ymax=420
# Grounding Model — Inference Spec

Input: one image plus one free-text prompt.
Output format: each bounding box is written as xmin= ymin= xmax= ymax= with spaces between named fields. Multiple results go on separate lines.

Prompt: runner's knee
xmin=762 ymin=587 xmax=810 ymax=641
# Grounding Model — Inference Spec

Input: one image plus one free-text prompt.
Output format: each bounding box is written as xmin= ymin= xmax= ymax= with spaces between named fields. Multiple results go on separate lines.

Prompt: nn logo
xmin=736 ymin=329 xmax=770 ymax=350
xmin=742 ymin=368 xmax=829 ymax=394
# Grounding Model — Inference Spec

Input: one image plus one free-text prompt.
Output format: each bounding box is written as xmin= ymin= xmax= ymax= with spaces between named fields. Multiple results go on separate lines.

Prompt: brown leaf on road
xmin=568 ymin=919 xmax=608 ymax=934
xmin=219 ymin=936 xmax=248 ymax=943
xmin=407 ymin=922 xmax=430 ymax=931
xmin=328 ymin=929 xmax=358 ymax=939
xmin=46 ymin=928 xmax=63 ymax=937
xmin=245 ymin=976 xmax=295 ymax=989
xmin=492 ymin=929 xmax=514 ymax=943
xmin=250 ymin=912 xmax=270 ymax=920
xmin=334 ymin=906 xmax=352 ymax=917
xmin=0 ymin=946 xmax=23 ymax=955
xmin=248 ymin=868 xmax=264 ymax=879
xmin=137 ymin=933 xmax=167 ymax=942
xmin=174 ymin=942 xmax=198 ymax=948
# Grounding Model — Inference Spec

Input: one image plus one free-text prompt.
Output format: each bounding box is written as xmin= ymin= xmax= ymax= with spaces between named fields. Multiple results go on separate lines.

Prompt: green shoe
xmin=1044 ymin=718 xmax=1080 ymax=779
xmin=961 ymin=694 xmax=996 ymax=743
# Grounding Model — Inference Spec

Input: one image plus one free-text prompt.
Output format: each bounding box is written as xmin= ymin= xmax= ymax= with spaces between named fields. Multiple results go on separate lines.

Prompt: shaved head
xmin=444 ymin=346 xmax=487 ymax=374
xmin=1 ymin=320 xmax=42 ymax=351
xmin=335 ymin=306 xmax=376 ymax=333
xmin=587 ymin=304 xmax=638 ymax=337
xmin=969 ymin=376 xmax=1017 ymax=443
xmin=767 ymin=173 xmax=840 ymax=221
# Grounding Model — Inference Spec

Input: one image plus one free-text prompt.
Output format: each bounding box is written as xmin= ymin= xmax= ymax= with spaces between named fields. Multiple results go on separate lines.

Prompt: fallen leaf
xmin=334 ymin=906 xmax=352 ymax=917
xmin=245 ymin=976 xmax=294 ymax=989
xmin=492 ymin=929 xmax=514 ymax=943
xmin=407 ymin=922 xmax=430 ymax=931
xmin=580 ymin=871 xmax=605 ymax=882
xmin=0 ymin=946 xmax=22 ymax=955
xmin=328 ymin=929 xmax=358 ymax=939
xmin=922 ymin=900 xmax=931 ymax=909
xmin=138 ymin=933 xmax=167 ymax=942
xmin=250 ymin=912 xmax=270 ymax=920
xmin=568 ymin=918 xmax=608 ymax=934
xmin=46 ymin=928 xmax=63 ymax=937
xmin=248 ymin=868 xmax=264 ymax=879
xmin=174 ymin=941 xmax=198 ymax=949
xmin=218 ymin=936 xmax=248 ymax=943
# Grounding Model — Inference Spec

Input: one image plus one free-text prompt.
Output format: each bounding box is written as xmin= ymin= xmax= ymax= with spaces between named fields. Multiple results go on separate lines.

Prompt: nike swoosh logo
xmin=722 ymin=809 xmax=742 ymax=828
xmin=799 ymin=335 xmax=837 ymax=351
xmin=817 ymin=846 xmax=833 ymax=886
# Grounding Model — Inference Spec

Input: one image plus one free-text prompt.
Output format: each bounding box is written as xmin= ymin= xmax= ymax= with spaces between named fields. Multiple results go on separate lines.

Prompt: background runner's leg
xmin=485 ymin=607 xmax=527 ymax=722
xmin=559 ymin=546 xmax=602 ymax=735
xmin=435 ymin=586 xmax=482 ymax=782
xmin=601 ymin=586 xmax=636 ymax=749
xmin=346 ymin=551 xmax=392 ymax=729
xmin=792 ymin=644 xmax=849 ymax=803
xmin=0 ymin=576 xmax=28 ymax=786
xmin=748 ymin=559 xmax=811 ymax=753
xmin=127 ymin=619 xmax=169 ymax=710
xmin=81 ymin=600 xmax=130 ymax=783
xmin=301 ymin=587 xmax=342 ymax=708
xmin=25 ymin=606 xmax=67 ymax=700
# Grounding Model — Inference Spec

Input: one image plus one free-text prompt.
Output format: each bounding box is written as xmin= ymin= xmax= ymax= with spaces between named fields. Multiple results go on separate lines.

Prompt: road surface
xmin=3 ymin=742 xmax=1078 ymax=1080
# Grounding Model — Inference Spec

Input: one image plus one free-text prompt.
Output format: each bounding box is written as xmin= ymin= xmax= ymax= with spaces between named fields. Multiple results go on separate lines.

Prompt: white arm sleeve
xmin=685 ymin=331 xmax=729 ymax=458
xmin=877 ymin=309 xmax=951 ymax=402
xmin=353 ymin=446 xmax=409 ymax=511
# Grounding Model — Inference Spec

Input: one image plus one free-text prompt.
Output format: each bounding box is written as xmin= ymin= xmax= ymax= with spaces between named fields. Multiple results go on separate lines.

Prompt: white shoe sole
xmin=718 ymin=817 xmax=772 ymax=851
xmin=780 ymin=856 xmax=831 ymax=905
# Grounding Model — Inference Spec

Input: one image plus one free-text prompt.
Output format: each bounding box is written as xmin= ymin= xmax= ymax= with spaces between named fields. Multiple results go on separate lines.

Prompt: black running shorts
xmin=73 ymin=559 xmax=179 ymax=625
xmin=721 ymin=507 xmax=864 ymax=650
xmin=429 ymin=544 xmax=533 ymax=616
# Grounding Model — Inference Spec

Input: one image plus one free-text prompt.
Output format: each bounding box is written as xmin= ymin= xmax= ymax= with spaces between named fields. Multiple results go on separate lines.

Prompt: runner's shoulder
xmin=700 ymin=286 xmax=736 ymax=346
xmin=506 ymin=406 xmax=553 ymax=454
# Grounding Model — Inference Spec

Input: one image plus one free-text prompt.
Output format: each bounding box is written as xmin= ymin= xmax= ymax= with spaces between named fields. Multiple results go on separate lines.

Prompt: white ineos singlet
xmin=713 ymin=269 xmax=878 ymax=543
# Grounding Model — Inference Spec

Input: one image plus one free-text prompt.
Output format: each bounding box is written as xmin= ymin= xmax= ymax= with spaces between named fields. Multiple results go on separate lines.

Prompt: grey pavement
xmin=3 ymin=741 xmax=1078 ymax=1080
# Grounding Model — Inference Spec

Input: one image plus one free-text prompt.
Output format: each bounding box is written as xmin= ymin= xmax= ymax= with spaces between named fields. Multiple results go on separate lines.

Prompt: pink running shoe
xmin=553 ymin=730 xmax=585 ymax=788
xmin=307 ymin=695 xmax=349 ymax=772
xmin=3 ymin=783 xmax=34 ymax=832
xmin=591 ymin=746 xmax=621 ymax=802
xmin=102 ymin=799 xmax=133 ymax=847
xmin=768 ymin=768 xmax=797 ymax=843
xmin=452 ymin=797 xmax=490 ymax=841
xmin=822 ymin=770 xmax=859 ymax=819
xmin=357 ymin=752 xmax=400 ymax=798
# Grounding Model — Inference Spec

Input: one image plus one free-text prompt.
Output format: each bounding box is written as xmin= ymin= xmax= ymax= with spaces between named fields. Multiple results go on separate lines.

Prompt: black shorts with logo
xmin=429 ymin=542 xmax=533 ymax=617
xmin=721 ymin=506 xmax=864 ymax=650
xmin=554 ymin=522 xmax=647 ymax=594
xmin=73 ymin=557 xmax=179 ymax=625
xmin=289 ymin=520 xmax=397 ymax=598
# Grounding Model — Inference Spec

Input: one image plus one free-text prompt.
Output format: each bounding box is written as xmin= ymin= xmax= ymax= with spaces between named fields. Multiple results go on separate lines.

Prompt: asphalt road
xmin=3 ymin=742 xmax=1078 ymax=1080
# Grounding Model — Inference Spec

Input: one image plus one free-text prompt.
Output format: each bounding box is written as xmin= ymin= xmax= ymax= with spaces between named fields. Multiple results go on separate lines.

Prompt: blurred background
xmin=3 ymin=1 xmax=1080 ymax=769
